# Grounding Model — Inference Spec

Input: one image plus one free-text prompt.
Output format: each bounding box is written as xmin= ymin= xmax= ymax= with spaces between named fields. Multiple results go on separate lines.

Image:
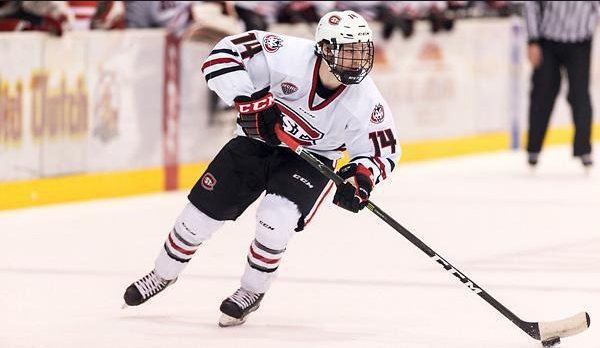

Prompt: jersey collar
xmin=308 ymin=56 xmax=346 ymax=111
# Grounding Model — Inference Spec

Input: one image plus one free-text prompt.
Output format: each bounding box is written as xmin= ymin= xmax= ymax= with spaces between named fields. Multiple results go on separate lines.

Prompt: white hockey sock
xmin=241 ymin=194 xmax=300 ymax=293
xmin=155 ymin=202 xmax=224 ymax=280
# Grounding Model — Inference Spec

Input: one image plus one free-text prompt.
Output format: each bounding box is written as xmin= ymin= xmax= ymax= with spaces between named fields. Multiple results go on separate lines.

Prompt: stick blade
xmin=538 ymin=312 xmax=590 ymax=341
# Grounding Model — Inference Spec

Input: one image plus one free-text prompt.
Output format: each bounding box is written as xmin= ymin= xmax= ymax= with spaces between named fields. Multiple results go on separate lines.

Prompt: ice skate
xmin=122 ymin=270 xmax=177 ymax=308
xmin=218 ymin=288 xmax=264 ymax=327
xmin=528 ymin=152 xmax=539 ymax=167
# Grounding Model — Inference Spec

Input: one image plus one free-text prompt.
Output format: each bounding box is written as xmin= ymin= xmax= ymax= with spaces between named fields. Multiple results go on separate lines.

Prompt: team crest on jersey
xmin=200 ymin=172 xmax=217 ymax=191
xmin=370 ymin=103 xmax=385 ymax=124
xmin=281 ymin=82 xmax=298 ymax=95
xmin=277 ymin=101 xmax=324 ymax=145
xmin=263 ymin=34 xmax=283 ymax=53
xmin=328 ymin=15 xmax=341 ymax=25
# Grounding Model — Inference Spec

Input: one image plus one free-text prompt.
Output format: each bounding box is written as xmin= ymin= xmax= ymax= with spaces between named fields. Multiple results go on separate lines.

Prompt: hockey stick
xmin=274 ymin=125 xmax=590 ymax=346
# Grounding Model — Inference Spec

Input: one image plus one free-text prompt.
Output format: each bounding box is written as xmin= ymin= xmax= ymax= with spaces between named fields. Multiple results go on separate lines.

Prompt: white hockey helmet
xmin=315 ymin=10 xmax=374 ymax=85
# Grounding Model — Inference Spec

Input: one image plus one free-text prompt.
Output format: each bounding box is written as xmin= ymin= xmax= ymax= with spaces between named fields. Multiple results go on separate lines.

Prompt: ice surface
xmin=1 ymin=145 xmax=598 ymax=348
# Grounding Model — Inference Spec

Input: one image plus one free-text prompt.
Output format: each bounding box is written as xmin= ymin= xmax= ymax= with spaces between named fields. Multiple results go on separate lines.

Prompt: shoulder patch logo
xmin=370 ymin=103 xmax=385 ymax=124
xmin=263 ymin=34 xmax=283 ymax=53
xmin=328 ymin=15 xmax=341 ymax=25
xmin=281 ymin=82 xmax=298 ymax=95
xmin=200 ymin=172 xmax=217 ymax=191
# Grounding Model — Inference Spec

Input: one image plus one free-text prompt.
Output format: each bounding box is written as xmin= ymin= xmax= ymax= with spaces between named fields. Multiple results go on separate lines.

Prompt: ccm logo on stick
xmin=431 ymin=254 xmax=482 ymax=294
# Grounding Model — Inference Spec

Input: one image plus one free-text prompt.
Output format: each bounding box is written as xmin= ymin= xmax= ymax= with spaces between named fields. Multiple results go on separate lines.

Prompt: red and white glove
xmin=234 ymin=87 xmax=282 ymax=146
xmin=333 ymin=163 xmax=374 ymax=213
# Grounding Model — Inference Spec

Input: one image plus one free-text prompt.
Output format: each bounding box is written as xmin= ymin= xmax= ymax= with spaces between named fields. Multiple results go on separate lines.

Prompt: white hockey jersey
xmin=201 ymin=30 xmax=400 ymax=184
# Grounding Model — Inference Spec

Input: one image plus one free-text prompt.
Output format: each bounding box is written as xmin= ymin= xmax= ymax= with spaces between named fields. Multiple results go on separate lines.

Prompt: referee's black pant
xmin=527 ymin=39 xmax=593 ymax=157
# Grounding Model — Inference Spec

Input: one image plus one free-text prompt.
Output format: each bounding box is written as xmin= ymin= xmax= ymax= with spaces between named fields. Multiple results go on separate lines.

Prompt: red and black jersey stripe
xmin=203 ymin=48 xmax=246 ymax=82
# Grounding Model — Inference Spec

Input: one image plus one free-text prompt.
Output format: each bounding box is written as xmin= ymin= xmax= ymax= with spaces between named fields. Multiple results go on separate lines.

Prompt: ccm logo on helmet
xmin=328 ymin=15 xmax=341 ymax=25
xmin=236 ymin=93 xmax=275 ymax=113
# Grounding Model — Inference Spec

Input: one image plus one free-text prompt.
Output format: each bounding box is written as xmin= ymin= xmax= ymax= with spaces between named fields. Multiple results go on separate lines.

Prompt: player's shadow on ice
xmin=120 ymin=315 xmax=372 ymax=343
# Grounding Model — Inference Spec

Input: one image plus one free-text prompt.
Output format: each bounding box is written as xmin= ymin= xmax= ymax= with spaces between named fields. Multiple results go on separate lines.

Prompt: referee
xmin=524 ymin=1 xmax=599 ymax=168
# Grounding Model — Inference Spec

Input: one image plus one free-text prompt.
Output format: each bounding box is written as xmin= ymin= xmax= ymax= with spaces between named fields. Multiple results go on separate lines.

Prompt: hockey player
xmin=123 ymin=10 xmax=401 ymax=327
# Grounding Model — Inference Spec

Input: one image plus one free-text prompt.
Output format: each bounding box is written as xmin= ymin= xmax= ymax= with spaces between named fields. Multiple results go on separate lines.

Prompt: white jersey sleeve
xmin=201 ymin=31 xmax=270 ymax=105
xmin=343 ymin=89 xmax=400 ymax=185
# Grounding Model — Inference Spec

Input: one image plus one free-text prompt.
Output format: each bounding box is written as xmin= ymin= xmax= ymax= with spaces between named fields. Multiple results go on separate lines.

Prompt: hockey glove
xmin=234 ymin=87 xmax=282 ymax=146
xmin=333 ymin=163 xmax=374 ymax=213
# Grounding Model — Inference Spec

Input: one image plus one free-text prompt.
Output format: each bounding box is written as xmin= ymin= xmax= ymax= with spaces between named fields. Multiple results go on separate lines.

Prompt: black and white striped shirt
xmin=524 ymin=1 xmax=600 ymax=43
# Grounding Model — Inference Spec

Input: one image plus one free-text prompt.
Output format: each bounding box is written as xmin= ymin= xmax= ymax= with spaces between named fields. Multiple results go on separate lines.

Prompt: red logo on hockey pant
xmin=201 ymin=173 xmax=217 ymax=191
xmin=236 ymin=93 xmax=275 ymax=113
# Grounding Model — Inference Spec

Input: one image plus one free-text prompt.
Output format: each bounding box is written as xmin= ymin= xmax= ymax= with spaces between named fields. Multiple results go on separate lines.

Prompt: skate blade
xmin=218 ymin=313 xmax=246 ymax=327
xmin=121 ymin=303 xmax=129 ymax=309
xmin=584 ymin=167 xmax=591 ymax=177
xmin=528 ymin=165 xmax=537 ymax=175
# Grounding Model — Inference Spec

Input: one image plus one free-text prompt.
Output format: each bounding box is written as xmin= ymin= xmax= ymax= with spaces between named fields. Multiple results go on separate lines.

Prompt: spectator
xmin=68 ymin=1 xmax=98 ymax=30
xmin=90 ymin=1 xmax=126 ymax=30
xmin=125 ymin=1 xmax=195 ymax=35
xmin=277 ymin=1 xmax=334 ymax=25
xmin=0 ymin=1 xmax=74 ymax=36
xmin=381 ymin=2 xmax=418 ymax=40
xmin=233 ymin=1 xmax=278 ymax=31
